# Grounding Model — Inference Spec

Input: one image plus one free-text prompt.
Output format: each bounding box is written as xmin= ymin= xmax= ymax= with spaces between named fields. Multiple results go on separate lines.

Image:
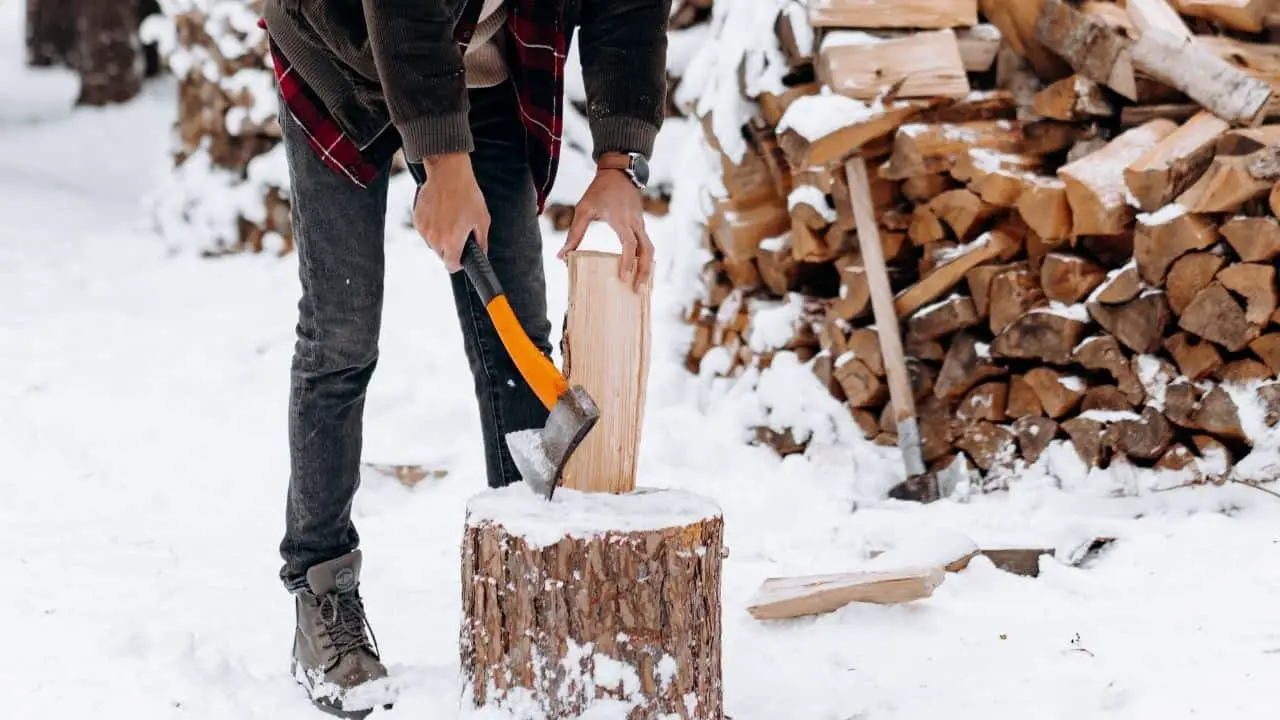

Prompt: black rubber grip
xmin=460 ymin=235 xmax=504 ymax=306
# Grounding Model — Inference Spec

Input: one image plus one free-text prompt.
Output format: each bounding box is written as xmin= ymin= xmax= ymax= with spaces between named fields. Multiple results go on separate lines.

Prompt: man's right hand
xmin=413 ymin=152 xmax=490 ymax=272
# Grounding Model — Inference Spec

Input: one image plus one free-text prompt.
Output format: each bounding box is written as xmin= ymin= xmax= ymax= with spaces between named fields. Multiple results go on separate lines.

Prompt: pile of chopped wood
xmin=684 ymin=0 xmax=1280 ymax=495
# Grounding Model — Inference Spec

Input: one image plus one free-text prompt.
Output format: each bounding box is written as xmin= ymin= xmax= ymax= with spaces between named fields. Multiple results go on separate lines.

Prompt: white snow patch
xmin=1079 ymin=410 xmax=1142 ymax=424
xmin=1031 ymin=301 xmax=1090 ymax=322
xmin=776 ymin=91 xmax=883 ymax=142
xmin=1137 ymin=202 xmax=1188 ymax=226
xmin=748 ymin=293 xmax=805 ymax=352
xmin=788 ymin=184 xmax=837 ymax=222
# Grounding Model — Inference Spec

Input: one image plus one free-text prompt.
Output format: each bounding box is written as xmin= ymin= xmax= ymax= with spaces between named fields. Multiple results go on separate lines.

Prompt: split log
xmin=834 ymin=357 xmax=889 ymax=408
xmin=957 ymin=24 xmax=1004 ymax=72
xmin=988 ymin=268 xmax=1048 ymax=336
xmin=1094 ymin=263 xmax=1143 ymax=305
xmin=1161 ymin=377 xmax=1201 ymax=429
xmin=1133 ymin=207 xmax=1218 ymax=285
xmin=1086 ymin=291 xmax=1171 ymax=354
xmin=883 ymin=121 xmax=1027 ymax=180
xmin=957 ymin=381 xmax=1009 ymax=423
xmin=710 ymin=203 xmax=791 ymax=263
xmin=1250 ymin=333 xmax=1280 ymax=374
xmin=819 ymin=29 xmax=971 ymax=101
xmin=1023 ymin=367 xmax=1085 ymax=418
xmin=965 ymin=262 xmax=1024 ymax=317
xmin=1164 ymin=331 xmax=1223 ymax=381
xmin=1035 ymin=0 xmax=1138 ymax=100
xmin=847 ymin=328 xmax=885 ymax=376
xmin=1124 ymin=112 xmax=1229 ymax=212
xmin=777 ymin=101 xmax=921 ymax=169
xmin=979 ymin=0 xmax=1072 ymax=81
xmin=1014 ymin=416 xmax=1059 ymax=464
xmin=746 ymin=567 xmax=945 ymax=621
xmin=1178 ymin=0 xmax=1272 ymax=33
xmin=1217 ymin=263 xmax=1277 ymax=327
xmin=903 ymin=174 xmax=958 ymax=204
xmin=895 ymin=230 xmax=1017 ymax=318
xmin=1216 ymin=126 xmax=1280 ymax=156
xmin=1033 ymin=75 xmax=1114 ymax=121
xmin=1041 ymin=253 xmax=1106 ymax=304
xmin=1062 ymin=416 xmax=1107 ymax=466
xmin=1166 ymin=251 xmax=1226 ymax=316
xmin=1191 ymin=435 xmax=1231 ymax=483
xmin=1016 ymin=178 xmax=1073 ymax=241
xmin=1073 ymin=334 xmax=1145 ymax=404
xmin=1221 ymin=216 xmax=1280 ymax=263
xmin=1179 ymin=281 xmax=1259 ymax=352
xmin=930 ymin=189 xmax=998 ymax=241
xmin=992 ymin=308 xmax=1089 ymax=365
xmin=1217 ymin=359 xmax=1272 ymax=383
xmin=775 ymin=2 xmax=814 ymax=69
xmin=1008 ymin=374 xmax=1045 ymax=417
xmin=955 ymin=421 xmax=1016 ymax=470
xmin=1106 ymin=407 xmax=1174 ymax=461
xmin=561 ymin=252 xmax=651 ymax=493
xmin=1130 ymin=28 xmax=1273 ymax=127
xmin=461 ymin=488 xmax=724 ymax=718
xmin=806 ymin=0 xmax=979 ymax=28
xmin=1176 ymin=155 xmax=1274 ymax=213
xmin=1058 ymin=120 xmax=1179 ymax=237
xmin=1193 ymin=385 xmax=1247 ymax=443
xmin=831 ymin=256 xmax=871 ymax=321
xmin=910 ymin=206 xmax=949 ymax=246
xmin=1125 ymin=0 xmax=1194 ymax=39
xmin=1081 ymin=385 xmax=1135 ymax=412
xmin=936 ymin=331 xmax=1007 ymax=400
xmin=757 ymin=236 xmax=799 ymax=296
xmin=909 ymin=295 xmax=980 ymax=341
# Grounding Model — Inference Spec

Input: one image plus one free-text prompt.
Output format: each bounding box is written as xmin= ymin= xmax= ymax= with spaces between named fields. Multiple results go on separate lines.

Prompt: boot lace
xmin=318 ymin=590 xmax=380 ymax=666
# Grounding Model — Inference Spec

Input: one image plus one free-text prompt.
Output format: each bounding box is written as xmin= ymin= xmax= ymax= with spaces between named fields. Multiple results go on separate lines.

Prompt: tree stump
xmin=461 ymin=486 xmax=725 ymax=719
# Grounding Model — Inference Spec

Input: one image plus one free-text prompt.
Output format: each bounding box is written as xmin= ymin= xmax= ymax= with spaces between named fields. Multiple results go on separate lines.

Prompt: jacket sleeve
xmin=362 ymin=0 xmax=472 ymax=161
xmin=578 ymin=0 xmax=671 ymax=160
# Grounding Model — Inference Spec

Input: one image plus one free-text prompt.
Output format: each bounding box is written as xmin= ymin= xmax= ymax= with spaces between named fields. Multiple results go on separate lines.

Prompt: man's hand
xmin=559 ymin=161 xmax=652 ymax=291
xmin=413 ymin=152 xmax=490 ymax=272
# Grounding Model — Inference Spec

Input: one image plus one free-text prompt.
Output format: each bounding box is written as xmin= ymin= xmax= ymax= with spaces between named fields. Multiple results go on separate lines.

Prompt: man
xmin=259 ymin=0 xmax=669 ymax=715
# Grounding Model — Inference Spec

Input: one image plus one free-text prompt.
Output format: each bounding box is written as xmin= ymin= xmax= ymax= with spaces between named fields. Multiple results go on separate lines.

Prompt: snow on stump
xmin=460 ymin=486 xmax=725 ymax=719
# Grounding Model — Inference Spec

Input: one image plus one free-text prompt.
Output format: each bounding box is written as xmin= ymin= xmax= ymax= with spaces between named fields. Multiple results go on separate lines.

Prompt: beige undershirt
xmin=464 ymin=0 xmax=509 ymax=88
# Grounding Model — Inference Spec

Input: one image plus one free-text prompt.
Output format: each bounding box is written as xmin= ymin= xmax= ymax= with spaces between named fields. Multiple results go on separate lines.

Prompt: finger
xmin=611 ymin=220 xmax=639 ymax=285
xmin=561 ymin=204 xmax=596 ymax=261
xmin=634 ymin=221 xmax=654 ymax=290
xmin=444 ymin=228 xmax=466 ymax=273
xmin=475 ymin=210 xmax=492 ymax=255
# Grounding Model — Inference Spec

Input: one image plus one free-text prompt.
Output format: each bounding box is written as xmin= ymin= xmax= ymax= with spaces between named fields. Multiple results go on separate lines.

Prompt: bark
xmin=26 ymin=0 xmax=79 ymax=67
xmin=75 ymin=0 xmax=143 ymax=107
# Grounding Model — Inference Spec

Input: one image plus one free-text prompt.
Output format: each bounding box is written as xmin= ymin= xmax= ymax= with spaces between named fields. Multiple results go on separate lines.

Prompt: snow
xmin=1031 ymin=301 xmax=1091 ymax=323
xmin=1137 ymin=202 xmax=1188 ymax=226
xmin=776 ymin=90 xmax=884 ymax=142
xmin=465 ymin=485 xmax=722 ymax=549
xmin=933 ymin=231 xmax=993 ymax=263
xmin=747 ymin=293 xmax=805 ymax=352
xmin=787 ymin=184 xmax=837 ymax=222
xmin=8 ymin=2 xmax=1280 ymax=719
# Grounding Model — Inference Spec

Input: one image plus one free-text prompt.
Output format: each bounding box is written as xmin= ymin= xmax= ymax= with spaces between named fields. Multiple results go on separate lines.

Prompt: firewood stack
xmin=141 ymin=0 xmax=295 ymax=254
xmin=685 ymin=0 xmax=1280 ymax=494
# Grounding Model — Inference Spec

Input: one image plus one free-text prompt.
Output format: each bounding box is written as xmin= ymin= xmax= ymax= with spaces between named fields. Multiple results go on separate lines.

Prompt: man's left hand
xmin=558 ymin=165 xmax=653 ymax=291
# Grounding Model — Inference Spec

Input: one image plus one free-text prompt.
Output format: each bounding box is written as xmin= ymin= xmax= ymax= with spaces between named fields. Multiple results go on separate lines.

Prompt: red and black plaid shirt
xmin=258 ymin=0 xmax=565 ymax=212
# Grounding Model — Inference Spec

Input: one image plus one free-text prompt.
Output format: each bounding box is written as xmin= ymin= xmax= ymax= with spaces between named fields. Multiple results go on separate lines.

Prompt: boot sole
xmin=291 ymin=658 xmax=394 ymax=719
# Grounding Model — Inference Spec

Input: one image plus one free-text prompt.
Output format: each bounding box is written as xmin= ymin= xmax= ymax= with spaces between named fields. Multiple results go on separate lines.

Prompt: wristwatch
xmin=598 ymin=152 xmax=650 ymax=190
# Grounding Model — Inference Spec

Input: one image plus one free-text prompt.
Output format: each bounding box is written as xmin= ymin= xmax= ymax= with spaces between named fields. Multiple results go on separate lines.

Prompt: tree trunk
xmin=25 ymin=0 xmax=79 ymax=67
xmin=460 ymin=487 xmax=725 ymax=719
xmin=75 ymin=0 xmax=142 ymax=107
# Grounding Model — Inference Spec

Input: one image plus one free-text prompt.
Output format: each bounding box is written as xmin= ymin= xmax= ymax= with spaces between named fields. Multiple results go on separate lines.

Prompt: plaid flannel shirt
xmin=258 ymin=0 xmax=565 ymax=212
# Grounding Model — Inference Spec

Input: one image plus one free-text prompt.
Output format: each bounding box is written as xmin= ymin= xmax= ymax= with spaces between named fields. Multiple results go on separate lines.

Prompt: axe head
xmin=505 ymin=385 xmax=600 ymax=499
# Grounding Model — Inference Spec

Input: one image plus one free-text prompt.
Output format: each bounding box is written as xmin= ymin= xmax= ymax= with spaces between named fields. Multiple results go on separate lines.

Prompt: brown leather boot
xmin=291 ymin=550 xmax=392 ymax=718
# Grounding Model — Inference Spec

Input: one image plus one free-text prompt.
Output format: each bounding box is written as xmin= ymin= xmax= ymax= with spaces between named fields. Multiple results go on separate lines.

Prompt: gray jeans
xmin=277 ymin=82 xmax=552 ymax=592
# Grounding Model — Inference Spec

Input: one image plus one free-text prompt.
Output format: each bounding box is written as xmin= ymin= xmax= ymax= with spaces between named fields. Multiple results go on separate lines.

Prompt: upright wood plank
xmin=560 ymin=251 xmax=652 ymax=494
xmin=807 ymin=0 xmax=978 ymax=28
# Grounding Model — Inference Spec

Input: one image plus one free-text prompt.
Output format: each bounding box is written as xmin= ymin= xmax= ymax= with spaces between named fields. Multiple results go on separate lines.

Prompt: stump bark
xmin=461 ymin=486 xmax=725 ymax=719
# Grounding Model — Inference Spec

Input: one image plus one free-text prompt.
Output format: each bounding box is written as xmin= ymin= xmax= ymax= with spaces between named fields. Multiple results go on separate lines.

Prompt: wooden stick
xmin=559 ymin=251 xmax=652 ymax=494
xmin=845 ymin=157 xmax=926 ymax=477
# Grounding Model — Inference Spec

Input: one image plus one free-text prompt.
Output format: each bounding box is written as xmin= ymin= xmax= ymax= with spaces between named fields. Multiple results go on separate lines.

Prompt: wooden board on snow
xmin=747 ymin=567 xmax=945 ymax=620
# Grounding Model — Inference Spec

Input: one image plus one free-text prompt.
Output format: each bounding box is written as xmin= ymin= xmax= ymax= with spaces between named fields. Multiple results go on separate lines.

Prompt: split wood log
xmin=1016 ymin=178 xmax=1073 ymax=241
xmin=1216 ymin=126 xmax=1280 ymax=156
xmin=1250 ymin=333 xmax=1280 ymax=374
xmin=957 ymin=24 xmax=1004 ymax=72
xmin=757 ymin=236 xmax=799 ymax=296
xmin=461 ymin=488 xmax=724 ymax=719
xmin=834 ymin=356 xmax=889 ymax=408
xmin=759 ymin=84 xmax=820 ymax=128
xmin=831 ymin=256 xmax=871 ymax=321
xmin=930 ymin=189 xmax=998 ymax=241
xmin=1062 ymin=416 xmax=1107 ymax=466
xmin=1176 ymin=155 xmax=1274 ymax=212
xmin=1041 ymin=253 xmax=1106 ymax=304
xmin=1124 ymin=112 xmax=1229 ymax=212
xmin=1008 ymin=374 xmax=1045 ymax=417
xmin=988 ymin=268 xmax=1048 ymax=336
xmin=1217 ymin=263 xmax=1277 ymax=326
xmin=1164 ymin=331 xmax=1223 ymax=381
xmin=1106 ymin=406 xmax=1174 ymax=461
xmin=847 ymin=328 xmax=885 ymax=376
xmin=1217 ymin=359 xmax=1272 ymax=383
xmin=1033 ymin=75 xmax=1114 ymax=121
xmin=1035 ymin=0 xmax=1138 ymax=100
xmin=1081 ymin=385 xmax=1135 ymax=412
xmin=1094 ymin=263 xmax=1143 ymax=305
xmin=882 ymin=121 xmax=1027 ymax=180
xmin=909 ymin=295 xmax=980 ymax=342
xmin=936 ymin=331 xmax=1007 ymax=401
xmin=903 ymin=174 xmax=958 ymax=204
xmin=965 ymin=262 xmax=1024 ymax=317
xmin=895 ymin=230 xmax=1017 ymax=317
xmin=819 ymin=29 xmax=971 ymax=101
xmin=1013 ymin=416 xmax=1059 ymax=463
xmin=777 ymin=101 xmax=922 ymax=169
xmin=1178 ymin=281 xmax=1259 ymax=352
xmin=747 ymin=567 xmax=945 ymax=621
xmin=956 ymin=420 xmax=1016 ymax=471
xmin=1073 ymin=335 xmax=1145 ymax=404
xmin=1178 ymin=0 xmax=1272 ymax=33
xmin=1058 ymin=119 xmax=1178 ymax=237
xmin=775 ymin=2 xmax=813 ymax=69
xmin=1166 ymin=250 xmax=1226 ymax=316
xmin=1023 ymin=367 xmax=1085 ymax=418
xmin=910 ymin=206 xmax=949 ymax=246
xmin=1133 ymin=208 xmax=1218 ymax=285
xmin=1191 ymin=434 xmax=1232 ymax=483
xmin=1086 ymin=291 xmax=1171 ymax=354
xmin=806 ymin=0 xmax=979 ymax=28
xmin=1125 ymin=0 xmax=1194 ymax=39
xmin=979 ymin=0 xmax=1071 ymax=81
xmin=561 ymin=252 xmax=651 ymax=494
xmin=1130 ymin=28 xmax=1273 ymax=127
xmin=1193 ymin=385 xmax=1247 ymax=443
xmin=957 ymin=381 xmax=1009 ymax=423
xmin=1221 ymin=216 xmax=1280 ymax=263
xmin=992 ymin=308 xmax=1088 ymax=365
xmin=710 ymin=203 xmax=791 ymax=263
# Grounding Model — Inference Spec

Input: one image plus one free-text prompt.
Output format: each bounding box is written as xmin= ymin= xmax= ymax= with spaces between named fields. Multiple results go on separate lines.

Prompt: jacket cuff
xmin=590 ymin=116 xmax=659 ymax=160
xmin=398 ymin=110 xmax=475 ymax=163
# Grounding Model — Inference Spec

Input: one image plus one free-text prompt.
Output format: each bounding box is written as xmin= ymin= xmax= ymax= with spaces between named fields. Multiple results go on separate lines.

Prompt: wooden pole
xmin=559 ymin=250 xmax=653 ymax=493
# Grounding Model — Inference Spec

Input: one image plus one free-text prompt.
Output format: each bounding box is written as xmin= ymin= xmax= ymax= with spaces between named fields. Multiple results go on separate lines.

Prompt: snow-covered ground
xmin=6 ymin=3 xmax=1280 ymax=718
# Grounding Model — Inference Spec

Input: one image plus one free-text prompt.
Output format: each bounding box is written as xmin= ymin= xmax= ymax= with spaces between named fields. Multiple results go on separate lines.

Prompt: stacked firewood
xmin=685 ymin=0 xmax=1280 ymax=493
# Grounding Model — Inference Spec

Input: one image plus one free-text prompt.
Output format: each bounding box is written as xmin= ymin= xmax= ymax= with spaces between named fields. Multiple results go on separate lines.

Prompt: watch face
xmin=630 ymin=153 xmax=650 ymax=187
